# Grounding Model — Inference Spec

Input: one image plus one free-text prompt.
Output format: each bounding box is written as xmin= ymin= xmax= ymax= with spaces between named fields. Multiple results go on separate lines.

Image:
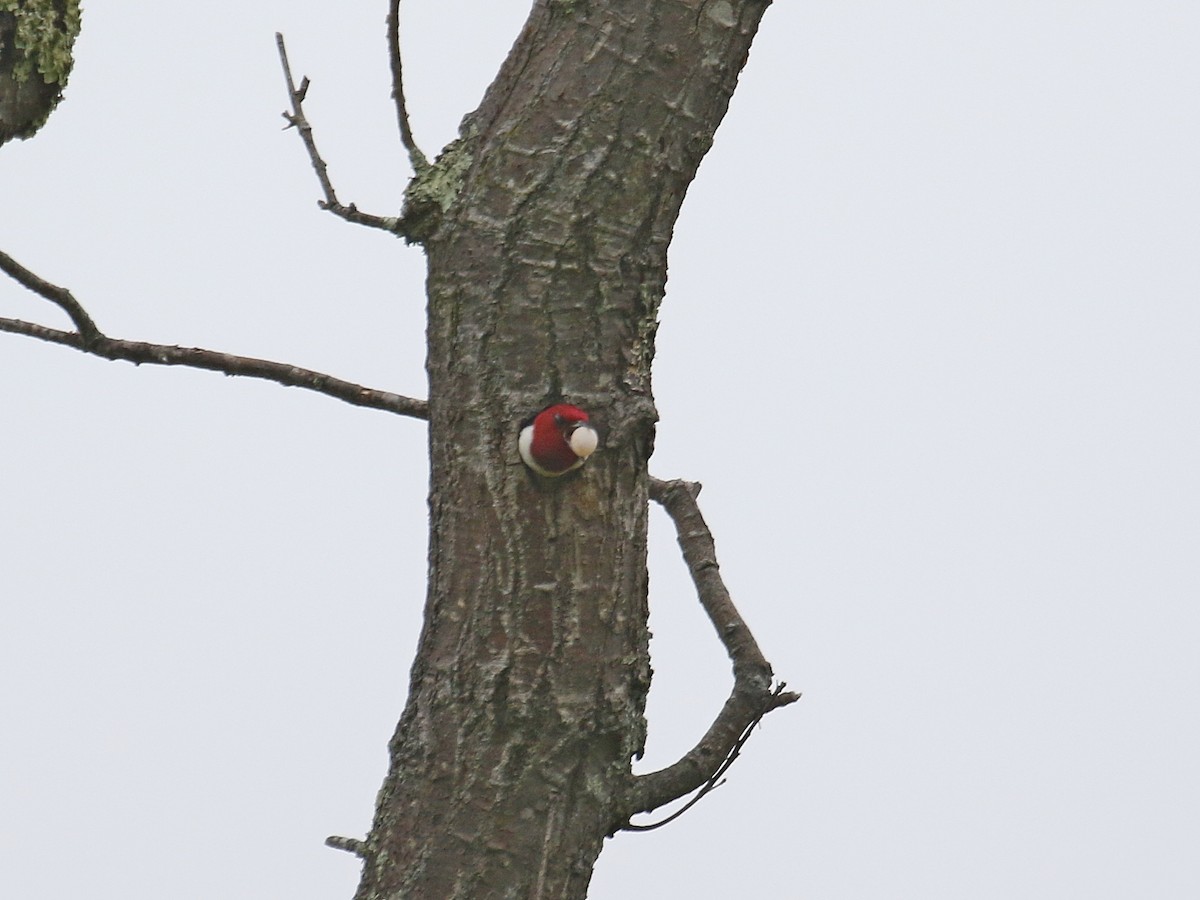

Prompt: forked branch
xmin=622 ymin=477 xmax=799 ymax=828
xmin=1 ymin=249 xmax=100 ymax=344
xmin=275 ymin=33 xmax=409 ymax=236
xmin=0 ymin=249 xmax=428 ymax=419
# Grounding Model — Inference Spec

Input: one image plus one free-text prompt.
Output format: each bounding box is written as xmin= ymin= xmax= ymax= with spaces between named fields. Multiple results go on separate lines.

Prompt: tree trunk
xmin=355 ymin=2 xmax=772 ymax=896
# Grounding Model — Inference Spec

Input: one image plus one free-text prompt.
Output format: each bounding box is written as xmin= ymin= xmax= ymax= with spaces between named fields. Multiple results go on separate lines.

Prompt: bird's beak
xmin=568 ymin=423 xmax=599 ymax=459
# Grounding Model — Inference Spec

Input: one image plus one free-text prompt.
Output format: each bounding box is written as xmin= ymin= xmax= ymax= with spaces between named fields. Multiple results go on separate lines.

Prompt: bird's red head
xmin=518 ymin=403 xmax=599 ymax=477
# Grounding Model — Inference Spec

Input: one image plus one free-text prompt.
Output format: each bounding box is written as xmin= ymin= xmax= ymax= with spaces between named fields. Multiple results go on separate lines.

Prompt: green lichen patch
xmin=1 ymin=0 xmax=81 ymax=85
xmin=401 ymin=131 xmax=479 ymax=243
xmin=0 ymin=0 xmax=81 ymax=142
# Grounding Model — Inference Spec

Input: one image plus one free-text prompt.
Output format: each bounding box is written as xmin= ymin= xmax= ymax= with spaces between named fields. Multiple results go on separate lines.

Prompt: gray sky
xmin=3 ymin=2 xmax=1198 ymax=898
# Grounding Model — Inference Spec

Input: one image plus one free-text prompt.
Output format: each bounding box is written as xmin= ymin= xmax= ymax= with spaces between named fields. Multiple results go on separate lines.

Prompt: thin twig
xmin=620 ymin=478 xmax=799 ymax=828
xmin=0 ymin=252 xmax=429 ymax=420
xmin=387 ymin=0 xmax=428 ymax=172
xmin=275 ymin=33 xmax=408 ymax=236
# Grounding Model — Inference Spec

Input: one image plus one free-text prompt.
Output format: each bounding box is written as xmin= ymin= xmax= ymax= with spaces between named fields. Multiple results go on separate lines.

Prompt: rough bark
xmin=0 ymin=0 xmax=80 ymax=145
xmin=350 ymin=2 xmax=773 ymax=897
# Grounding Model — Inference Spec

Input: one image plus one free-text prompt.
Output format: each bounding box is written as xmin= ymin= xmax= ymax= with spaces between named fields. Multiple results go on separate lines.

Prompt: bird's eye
xmin=554 ymin=414 xmax=565 ymax=425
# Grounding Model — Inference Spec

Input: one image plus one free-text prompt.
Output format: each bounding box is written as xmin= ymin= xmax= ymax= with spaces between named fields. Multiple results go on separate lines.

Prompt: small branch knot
xmin=325 ymin=835 xmax=365 ymax=857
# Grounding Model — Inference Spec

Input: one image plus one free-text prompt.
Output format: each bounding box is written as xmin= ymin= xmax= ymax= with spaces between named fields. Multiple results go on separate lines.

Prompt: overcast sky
xmin=3 ymin=2 xmax=1198 ymax=898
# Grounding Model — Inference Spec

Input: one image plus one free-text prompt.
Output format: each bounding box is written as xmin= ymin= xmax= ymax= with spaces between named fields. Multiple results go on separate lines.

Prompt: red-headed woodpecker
xmin=518 ymin=404 xmax=599 ymax=477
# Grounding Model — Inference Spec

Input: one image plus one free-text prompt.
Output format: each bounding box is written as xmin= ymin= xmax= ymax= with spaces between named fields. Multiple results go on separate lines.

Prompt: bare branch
xmin=622 ymin=684 xmax=791 ymax=832
xmin=275 ymin=33 xmax=409 ymax=236
xmin=1 ymin=252 xmax=429 ymax=420
xmin=0 ymin=249 xmax=100 ymax=344
xmin=387 ymin=0 xmax=428 ymax=173
xmin=621 ymin=477 xmax=800 ymax=827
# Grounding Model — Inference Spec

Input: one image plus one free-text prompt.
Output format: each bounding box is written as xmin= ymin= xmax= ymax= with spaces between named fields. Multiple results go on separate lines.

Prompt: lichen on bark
xmin=0 ymin=0 xmax=81 ymax=144
xmin=400 ymin=126 xmax=479 ymax=243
